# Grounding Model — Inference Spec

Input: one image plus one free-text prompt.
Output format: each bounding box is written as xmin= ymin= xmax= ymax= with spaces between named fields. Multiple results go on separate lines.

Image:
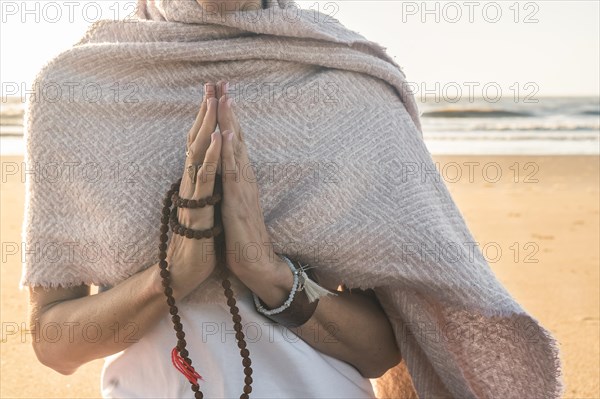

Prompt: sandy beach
xmin=1 ymin=154 xmax=598 ymax=398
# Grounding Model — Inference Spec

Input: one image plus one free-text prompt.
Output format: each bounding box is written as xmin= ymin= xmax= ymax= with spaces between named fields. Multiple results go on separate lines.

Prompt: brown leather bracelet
xmin=255 ymin=259 xmax=321 ymax=328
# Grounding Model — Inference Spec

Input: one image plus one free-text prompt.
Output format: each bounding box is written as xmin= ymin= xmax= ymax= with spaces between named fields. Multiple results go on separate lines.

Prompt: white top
xmin=100 ymin=289 xmax=376 ymax=398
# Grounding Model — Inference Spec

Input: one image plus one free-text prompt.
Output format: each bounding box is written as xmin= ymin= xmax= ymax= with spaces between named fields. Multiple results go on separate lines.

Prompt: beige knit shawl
xmin=20 ymin=0 xmax=562 ymax=397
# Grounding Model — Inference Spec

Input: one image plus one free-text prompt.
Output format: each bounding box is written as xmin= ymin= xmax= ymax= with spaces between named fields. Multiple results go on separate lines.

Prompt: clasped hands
xmin=165 ymin=81 xmax=293 ymax=308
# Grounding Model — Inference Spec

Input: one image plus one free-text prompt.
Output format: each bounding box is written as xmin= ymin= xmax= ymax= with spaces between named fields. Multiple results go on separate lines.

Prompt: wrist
xmin=245 ymin=254 xmax=294 ymax=309
xmin=252 ymin=256 xmax=323 ymax=328
xmin=148 ymin=262 xmax=168 ymax=300
xmin=148 ymin=260 xmax=191 ymax=303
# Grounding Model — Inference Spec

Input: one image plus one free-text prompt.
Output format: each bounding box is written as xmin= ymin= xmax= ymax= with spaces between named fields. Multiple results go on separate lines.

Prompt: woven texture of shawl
xmin=20 ymin=0 xmax=563 ymax=397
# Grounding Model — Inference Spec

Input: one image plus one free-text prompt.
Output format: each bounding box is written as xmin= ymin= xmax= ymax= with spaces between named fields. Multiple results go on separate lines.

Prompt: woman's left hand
xmin=214 ymin=81 xmax=293 ymax=308
xmin=212 ymin=82 xmax=400 ymax=378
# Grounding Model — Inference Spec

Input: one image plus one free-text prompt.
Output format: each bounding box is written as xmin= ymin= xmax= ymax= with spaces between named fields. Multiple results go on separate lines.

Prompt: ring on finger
xmin=185 ymin=143 xmax=193 ymax=158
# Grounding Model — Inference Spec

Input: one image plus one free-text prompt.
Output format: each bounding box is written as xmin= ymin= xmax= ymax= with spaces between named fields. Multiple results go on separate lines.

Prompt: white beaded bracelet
xmin=253 ymin=255 xmax=335 ymax=317
xmin=253 ymin=255 xmax=299 ymax=316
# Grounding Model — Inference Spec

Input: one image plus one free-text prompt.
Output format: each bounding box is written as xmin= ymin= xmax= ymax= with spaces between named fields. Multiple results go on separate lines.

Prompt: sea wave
xmin=423 ymin=131 xmax=600 ymax=141
xmin=580 ymin=110 xmax=600 ymax=116
xmin=0 ymin=125 xmax=23 ymax=136
xmin=422 ymin=109 xmax=533 ymax=118
xmin=422 ymin=123 xmax=600 ymax=133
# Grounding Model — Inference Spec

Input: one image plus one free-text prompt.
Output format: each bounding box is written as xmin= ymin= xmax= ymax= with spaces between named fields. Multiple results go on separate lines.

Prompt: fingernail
xmin=211 ymin=132 xmax=217 ymax=142
xmin=227 ymin=132 xmax=234 ymax=141
xmin=205 ymin=82 xmax=214 ymax=97
xmin=224 ymin=82 xmax=229 ymax=93
xmin=227 ymin=97 xmax=234 ymax=107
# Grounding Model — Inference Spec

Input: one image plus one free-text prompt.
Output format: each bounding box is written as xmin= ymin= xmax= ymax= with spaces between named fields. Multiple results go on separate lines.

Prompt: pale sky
xmin=1 ymin=0 xmax=599 ymax=98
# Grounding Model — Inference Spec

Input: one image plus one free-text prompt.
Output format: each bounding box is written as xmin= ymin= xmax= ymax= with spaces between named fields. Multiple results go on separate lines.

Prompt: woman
xmin=26 ymin=1 xmax=400 ymax=398
xmin=22 ymin=0 xmax=562 ymax=398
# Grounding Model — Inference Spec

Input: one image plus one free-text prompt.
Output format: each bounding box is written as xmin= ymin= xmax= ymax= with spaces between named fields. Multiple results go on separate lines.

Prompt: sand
xmin=1 ymin=154 xmax=598 ymax=398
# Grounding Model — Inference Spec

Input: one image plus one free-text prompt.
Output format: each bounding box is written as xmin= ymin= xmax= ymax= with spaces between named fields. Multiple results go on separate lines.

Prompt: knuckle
xmin=201 ymin=161 xmax=219 ymax=175
xmin=189 ymin=146 xmax=206 ymax=162
xmin=197 ymin=171 xmax=216 ymax=186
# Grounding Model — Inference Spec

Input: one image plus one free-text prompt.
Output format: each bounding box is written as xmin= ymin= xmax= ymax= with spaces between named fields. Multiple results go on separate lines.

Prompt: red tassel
xmin=171 ymin=347 xmax=203 ymax=385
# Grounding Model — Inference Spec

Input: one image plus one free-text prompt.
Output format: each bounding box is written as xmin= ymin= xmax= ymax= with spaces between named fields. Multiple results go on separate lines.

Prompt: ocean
xmin=1 ymin=96 xmax=598 ymax=156
xmin=420 ymin=96 xmax=599 ymax=155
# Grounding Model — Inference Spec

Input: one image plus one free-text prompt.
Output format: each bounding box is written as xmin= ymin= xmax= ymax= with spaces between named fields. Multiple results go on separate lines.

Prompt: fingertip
xmin=205 ymin=82 xmax=216 ymax=98
xmin=213 ymin=129 xmax=223 ymax=142
xmin=216 ymin=81 xmax=223 ymax=99
xmin=222 ymin=81 xmax=230 ymax=99
xmin=220 ymin=80 xmax=231 ymax=98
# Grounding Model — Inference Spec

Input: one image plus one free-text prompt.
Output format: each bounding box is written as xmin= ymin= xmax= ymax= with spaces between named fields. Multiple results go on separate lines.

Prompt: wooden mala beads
xmin=171 ymin=190 xmax=222 ymax=209
xmin=158 ymin=176 xmax=253 ymax=399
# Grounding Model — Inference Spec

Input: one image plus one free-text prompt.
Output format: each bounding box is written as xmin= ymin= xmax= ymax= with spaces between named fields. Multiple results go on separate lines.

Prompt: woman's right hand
xmin=166 ymin=82 xmax=223 ymax=301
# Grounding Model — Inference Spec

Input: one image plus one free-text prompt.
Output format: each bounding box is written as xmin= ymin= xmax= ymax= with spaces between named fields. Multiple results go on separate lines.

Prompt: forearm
xmin=289 ymin=289 xmax=401 ymax=378
xmin=249 ymin=258 xmax=401 ymax=378
xmin=31 ymin=262 xmax=165 ymax=374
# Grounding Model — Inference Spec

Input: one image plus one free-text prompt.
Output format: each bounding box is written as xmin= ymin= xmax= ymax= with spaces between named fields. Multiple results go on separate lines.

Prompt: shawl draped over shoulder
xmin=20 ymin=0 xmax=563 ymax=397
